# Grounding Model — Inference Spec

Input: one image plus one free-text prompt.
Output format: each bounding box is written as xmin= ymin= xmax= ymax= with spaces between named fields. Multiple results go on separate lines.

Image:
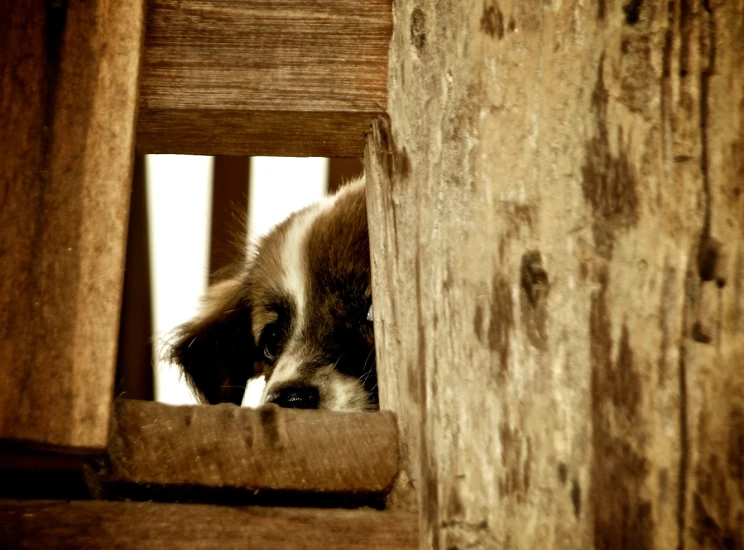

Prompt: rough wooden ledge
xmin=89 ymin=400 xmax=399 ymax=503
xmin=0 ymin=500 xmax=418 ymax=549
xmin=136 ymin=0 xmax=391 ymax=157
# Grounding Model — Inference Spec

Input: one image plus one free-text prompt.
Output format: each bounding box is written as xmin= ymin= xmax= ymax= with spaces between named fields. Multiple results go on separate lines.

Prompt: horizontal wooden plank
xmin=90 ymin=400 xmax=399 ymax=502
xmin=0 ymin=500 xmax=418 ymax=549
xmin=137 ymin=110 xmax=373 ymax=157
xmin=136 ymin=0 xmax=390 ymax=157
xmin=0 ymin=0 xmax=145 ymax=452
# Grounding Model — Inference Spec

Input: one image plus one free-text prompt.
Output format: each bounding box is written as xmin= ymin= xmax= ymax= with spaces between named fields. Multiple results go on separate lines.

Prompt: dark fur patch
xmin=304 ymin=184 xmax=377 ymax=406
xmin=167 ymin=288 xmax=254 ymax=405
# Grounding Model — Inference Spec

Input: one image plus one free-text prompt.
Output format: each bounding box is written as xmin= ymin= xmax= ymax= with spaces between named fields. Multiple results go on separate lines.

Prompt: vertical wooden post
xmin=209 ymin=156 xmax=250 ymax=283
xmin=366 ymin=1 xmax=744 ymax=548
xmin=0 ymin=0 xmax=145 ymax=452
xmin=115 ymin=156 xmax=155 ymax=401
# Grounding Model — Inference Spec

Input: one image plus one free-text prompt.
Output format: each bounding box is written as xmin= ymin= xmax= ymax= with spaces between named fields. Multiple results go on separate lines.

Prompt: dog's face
xmin=168 ymin=178 xmax=377 ymax=411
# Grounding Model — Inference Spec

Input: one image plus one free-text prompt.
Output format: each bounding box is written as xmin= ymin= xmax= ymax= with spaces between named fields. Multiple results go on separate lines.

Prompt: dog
xmin=167 ymin=177 xmax=377 ymax=412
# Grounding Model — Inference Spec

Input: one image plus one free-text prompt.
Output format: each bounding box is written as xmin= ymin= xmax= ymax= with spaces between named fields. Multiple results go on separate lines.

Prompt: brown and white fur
xmin=168 ymin=177 xmax=377 ymax=411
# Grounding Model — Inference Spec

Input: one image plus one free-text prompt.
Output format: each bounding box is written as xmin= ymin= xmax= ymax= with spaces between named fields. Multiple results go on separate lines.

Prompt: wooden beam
xmin=90 ymin=400 xmax=399 ymax=502
xmin=0 ymin=0 xmax=145 ymax=452
xmin=136 ymin=0 xmax=391 ymax=157
xmin=0 ymin=500 xmax=418 ymax=549
xmin=366 ymin=0 xmax=744 ymax=548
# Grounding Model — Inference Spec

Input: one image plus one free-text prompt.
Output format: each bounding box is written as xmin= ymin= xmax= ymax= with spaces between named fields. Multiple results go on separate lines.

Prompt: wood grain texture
xmin=0 ymin=1 xmax=145 ymax=452
xmin=136 ymin=0 xmax=391 ymax=157
xmin=0 ymin=500 xmax=418 ymax=549
xmin=91 ymin=400 xmax=399 ymax=500
xmin=366 ymin=0 xmax=744 ymax=548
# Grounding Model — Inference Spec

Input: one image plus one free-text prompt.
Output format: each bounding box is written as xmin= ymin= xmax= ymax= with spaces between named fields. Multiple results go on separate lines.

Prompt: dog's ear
xmin=167 ymin=278 xmax=255 ymax=405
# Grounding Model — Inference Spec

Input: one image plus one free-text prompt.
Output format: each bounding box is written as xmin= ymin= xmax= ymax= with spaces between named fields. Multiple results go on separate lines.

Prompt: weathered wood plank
xmin=0 ymin=0 xmax=145 ymax=452
xmin=136 ymin=0 xmax=391 ymax=157
xmin=0 ymin=500 xmax=418 ymax=549
xmin=366 ymin=0 xmax=744 ymax=548
xmin=90 ymin=400 xmax=399 ymax=501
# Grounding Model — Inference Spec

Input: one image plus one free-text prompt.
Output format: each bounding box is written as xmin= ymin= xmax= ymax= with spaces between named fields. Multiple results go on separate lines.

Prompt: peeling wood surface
xmin=0 ymin=500 xmax=418 ymax=549
xmin=365 ymin=0 xmax=744 ymax=548
xmin=0 ymin=0 xmax=145 ymax=452
xmin=136 ymin=0 xmax=391 ymax=157
xmin=91 ymin=400 xmax=399 ymax=501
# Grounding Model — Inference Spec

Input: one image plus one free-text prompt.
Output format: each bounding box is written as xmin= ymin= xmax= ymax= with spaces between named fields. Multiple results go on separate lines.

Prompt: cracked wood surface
xmin=365 ymin=0 xmax=744 ymax=548
xmin=0 ymin=0 xmax=144 ymax=452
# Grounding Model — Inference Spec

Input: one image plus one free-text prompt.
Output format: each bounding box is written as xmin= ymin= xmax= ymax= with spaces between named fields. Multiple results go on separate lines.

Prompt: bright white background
xmin=146 ymin=156 xmax=328 ymax=406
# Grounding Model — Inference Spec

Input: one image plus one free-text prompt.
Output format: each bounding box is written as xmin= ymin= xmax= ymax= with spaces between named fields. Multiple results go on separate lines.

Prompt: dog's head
xmin=167 ymin=178 xmax=377 ymax=411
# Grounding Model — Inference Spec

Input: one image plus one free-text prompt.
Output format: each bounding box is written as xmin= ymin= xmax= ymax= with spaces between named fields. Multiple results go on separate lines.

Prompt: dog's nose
xmin=265 ymin=386 xmax=320 ymax=409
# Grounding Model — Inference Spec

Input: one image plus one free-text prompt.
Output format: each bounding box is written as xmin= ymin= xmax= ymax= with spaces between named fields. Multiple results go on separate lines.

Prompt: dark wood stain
xmin=691 ymin=454 xmax=744 ymax=549
xmin=425 ymin=462 xmax=441 ymax=549
xmin=498 ymin=421 xmax=531 ymax=503
xmin=581 ymin=56 xmax=640 ymax=260
xmin=558 ymin=462 xmax=568 ymax=485
xmin=488 ymin=274 xmax=514 ymax=381
xmin=623 ymin=0 xmax=643 ymax=25
xmin=410 ymin=7 xmax=426 ymax=50
xmin=691 ymin=321 xmax=712 ymax=344
xmin=598 ymin=0 xmax=606 ymax=20
xmin=480 ymin=0 xmax=504 ymax=39
xmin=590 ymin=271 xmax=654 ymax=548
xmin=473 ymin=303 xmax=484 ymax=343
xmin=519 ymin=251 xmax=550 ymax=350
xmin=690 ymin=378 xmax=744 ymax=550
xmin=697 ymin=235 xmax=721 ymax=283
xmin=446 ymin=483 xmax=464 ymax=518
xmin=571 ymin=479 xmax=582 ymax=519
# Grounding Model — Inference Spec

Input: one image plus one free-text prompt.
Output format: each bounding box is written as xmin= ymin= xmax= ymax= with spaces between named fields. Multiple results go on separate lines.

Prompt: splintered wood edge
xmin=0 ymin=500 xmax=418 ymax=550
xmin=95 ymin=400 xmax=400 ymax=497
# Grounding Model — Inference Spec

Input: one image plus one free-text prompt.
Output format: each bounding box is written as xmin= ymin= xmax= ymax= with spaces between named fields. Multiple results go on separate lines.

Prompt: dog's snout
xmin=266 ymin=386 xmax=320 ymax=409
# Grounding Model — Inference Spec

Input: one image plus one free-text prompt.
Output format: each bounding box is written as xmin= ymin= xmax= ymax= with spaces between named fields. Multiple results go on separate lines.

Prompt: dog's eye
xmin=261 ymin=324 xmax=280 ymax=364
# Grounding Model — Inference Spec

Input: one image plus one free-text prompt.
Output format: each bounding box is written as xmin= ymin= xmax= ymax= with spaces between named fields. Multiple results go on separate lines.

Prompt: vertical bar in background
xmin=146 ymin=155 xmax=214 ymax=405
xmin=328 ymin=158 xmax=364 ymax=194
xmin=209 ymin=157 xmax=250 ymax=282
xmin=115 ymin=155 xmax=154 ymax=401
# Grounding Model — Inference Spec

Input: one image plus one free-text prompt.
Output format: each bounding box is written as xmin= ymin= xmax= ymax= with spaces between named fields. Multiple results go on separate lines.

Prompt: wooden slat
xmin=90 ymin=400 xmax=399 ymax=501
xmin=115 ymin=156 xmax=155 ymax=401
xmin=0 ymin=500 xmax=418 ymax=550
xmin=0 ymin=0 xmax=145 ymax=452
xmin=136 ymin=0 xmax=391 ymax=157
xmin=209 ymin=156 xmax=250 ymax=283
